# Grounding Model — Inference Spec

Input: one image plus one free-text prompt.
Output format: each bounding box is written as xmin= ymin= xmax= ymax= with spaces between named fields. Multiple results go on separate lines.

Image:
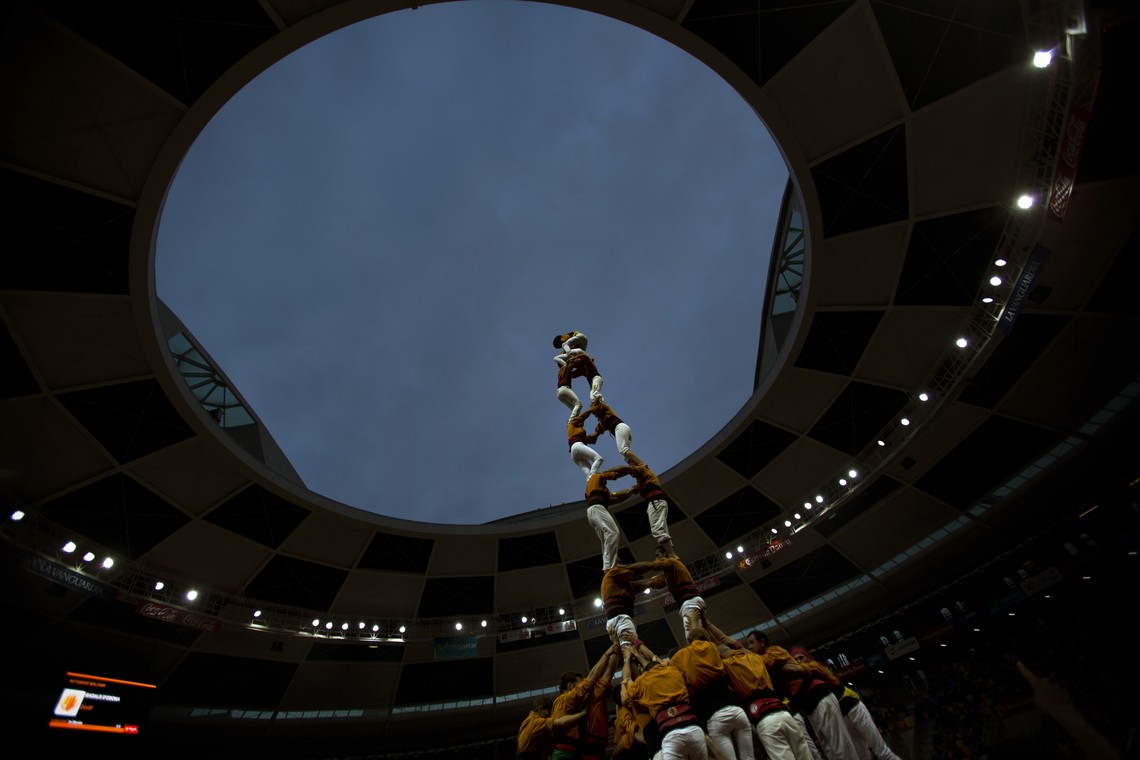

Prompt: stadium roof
xmin=2 ymin=0 xmax=1137 ymax=755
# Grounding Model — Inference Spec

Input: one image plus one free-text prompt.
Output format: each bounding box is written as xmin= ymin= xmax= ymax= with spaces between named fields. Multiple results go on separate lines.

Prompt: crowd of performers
xmin=517 ymin=333 xmax=903 ymax=760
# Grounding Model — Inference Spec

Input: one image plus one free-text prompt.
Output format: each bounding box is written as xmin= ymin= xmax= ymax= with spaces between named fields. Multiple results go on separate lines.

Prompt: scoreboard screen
xmin=48 ymin=671 xmax=156 ymax=735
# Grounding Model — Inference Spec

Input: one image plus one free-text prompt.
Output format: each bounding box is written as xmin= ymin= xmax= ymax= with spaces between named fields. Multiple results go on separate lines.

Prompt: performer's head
xmin=789 ymin=646 xmax=812 ymax=664
xmin=746 ymin=630 xmax=770 ymax=655
xmin=559 ymin=671 xmax=584 ymax=692
xmin=553 ymin=331 xmax=588 ymax=350
xmin=531 ymin=695 xmax=553 ymax=716
xmin=687 ymin=625 xmax=712 ymax=644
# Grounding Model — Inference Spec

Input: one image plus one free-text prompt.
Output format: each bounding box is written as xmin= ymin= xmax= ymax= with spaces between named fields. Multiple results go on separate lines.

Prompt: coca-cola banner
xmin=134 ymin=601 xmax=221 ymax=633
xmin=1047 ymin=105 xmax=1091 ymax=224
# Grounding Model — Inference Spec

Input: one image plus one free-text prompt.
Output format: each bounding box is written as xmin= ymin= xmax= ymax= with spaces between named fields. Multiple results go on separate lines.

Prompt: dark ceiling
xmin=1 ymin=0 xmax=1138 ymax=757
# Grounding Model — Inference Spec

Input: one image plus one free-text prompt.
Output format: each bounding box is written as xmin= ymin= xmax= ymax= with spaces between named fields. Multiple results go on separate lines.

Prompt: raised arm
xmin=609 ymin=485 xmax=637 ymax=503
xmin=620 ymin=647 xmax=635 ymax=706
xmin=552 ymin=707 xmax=587 ymax=728
xmin=703 ymin=617 xmax=742 ymax=651
xmin=584 ymin=643 xmax=620 ymax=686
xmin=1017 ymin=661 xmax=1124 ymax=760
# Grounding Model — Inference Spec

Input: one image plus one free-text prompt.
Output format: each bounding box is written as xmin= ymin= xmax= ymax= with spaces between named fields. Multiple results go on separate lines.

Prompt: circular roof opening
xmin=156 ymin=1 xmax=787 ymax=524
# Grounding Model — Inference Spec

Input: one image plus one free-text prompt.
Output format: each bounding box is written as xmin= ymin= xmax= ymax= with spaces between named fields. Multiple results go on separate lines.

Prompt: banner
xmin=1047 ymin=106 xmax=1092 ymax=224
xmin=885 ymin=635 xmax=920 ymax=660
xmin=736 ymin=537 xmax=794 ymax=571
xmin=997 ymin=244 xmax=1050 ymax=336
xmin=134 ymin=601 xmax=221 ymax=633
xmin=22 ymin=555 xmax=118 ymax=601
xmin=434 ymin=636 xmax=479 ymax=660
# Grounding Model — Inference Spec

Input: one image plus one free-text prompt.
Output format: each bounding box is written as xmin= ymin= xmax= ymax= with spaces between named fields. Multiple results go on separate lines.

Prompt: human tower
xmin=552 ymin=331 xmax=707 ymax=645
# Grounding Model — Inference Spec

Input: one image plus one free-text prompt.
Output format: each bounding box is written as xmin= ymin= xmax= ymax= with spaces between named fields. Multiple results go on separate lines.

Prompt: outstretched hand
xmin=1016 ymin=660 xmax=1075 ymax=719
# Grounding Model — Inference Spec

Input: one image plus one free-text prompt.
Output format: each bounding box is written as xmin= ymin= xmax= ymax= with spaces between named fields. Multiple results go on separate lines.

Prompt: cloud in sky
xmin=156 ymin=0 xmax=788 ymax=525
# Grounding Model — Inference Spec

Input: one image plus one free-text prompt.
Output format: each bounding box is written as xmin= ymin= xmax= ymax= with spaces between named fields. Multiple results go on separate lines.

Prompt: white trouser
xmin=587 ymin=504 xmax=620 ymax=570
xmin=613 ymin=421 xmax=633 ymax=457
xmin=794 ymin=711 xmax=824 ymax=760
xmin=648 ymin=497 xmax=671 ymax=545
xmin=679 ymin=596 xmax=706 ymax=635
xmin=557 ymin=385 xmax=582 ymax=418
xmin=660 ymin=723 xmax=708 ymax=759
xmin=707 ymin=705 xmax=754 ymax=760
xmin=755 ymin=710 xmax=814 ymax=760
xmin=845 ymin=701 xmax=900 ymax=760
xmin=606 ymin=613 xmax=637 ymax=644
xmin=806 ymin=694 xmax=859 ymax=760
xmin=571 ymin=441 xmax=603 ymax=476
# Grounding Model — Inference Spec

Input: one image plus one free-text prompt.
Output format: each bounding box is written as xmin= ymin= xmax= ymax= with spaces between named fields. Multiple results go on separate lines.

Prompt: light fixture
xmin=101 ymin=557 xmax=114 ymax=569
xmin=793 ymin=513 xmax=801 ymax=520
xmin=956 ymin=337 xmax=968 ymax=348
xmin=815 ymin=495 xmax=823 ymax=503
xmin=341 ymin=622 xmax=349 ymax=631
xmin=82 ymin=551 xmax=95 ymax=562
xmin=995 ymin=258 xmax=1007 ymax=267
xmin=1017 ymin=194 xmax=1034 ymax=209
xmin=1033 ymin=50 xmax=1052 ymax=68
xmin=918 ymin=392 xmax=929 ymax=402
xmin=62 ymin=541 xmax=76 ymax=553
xmin=253 ymin=610 xmax=262 ymax=618
xmin=784 ymin=520 xmax=792 ymax=527
xmin=10 ymin=510 xmax=25 ymax=521
xmin=839 ymin=478 xmax=847 ymax=486
xmin=455 ymin=622 xmax=463 ymax=631
xmin=803 ymin=502 xmax=811 ymax=509
xmin=982 ymin=296 xmax=994 ymax=304
xmin=372 ymin=624 xmax=379 ymax=632
xmin=877 ymin=440 xmax=886 ymax=447
xmin=399 ymin=625 xmax=406 ymax=634
xmin=594 ymin=598 xmax=603 ymax=608
xmin=521 ymin=615 xmax=528 ymax=624
xmin=559 ymin=608 xmax=565 ymax=616
xmin=770 ymin=528 xmax=778 ymax=534
xmin=901 ymin=418 xmax=910 ymax=426
xmin=848 ymin=469 xmax=858 ymax=478
xmin=325 ymin=621 xmax=333 ymax=630
xmin=990 ymin=276 xmax=1002 ymax=286
xmin=481 ymin=619 xmax=487 ymax=627
xmin=737 ymin=545 xmax=744 ymax=553
xmin=154 ymin=581 xmax=165 ymax=591
xmin=312 ymin=619 xmax=321 ymax=627
xmin=186 ymin=589 xmax=199 ymax=602
xmin=358 ymin=622 xmax=365 ymax=629
xmin=725 ymin=551 xmax=733 ymax=559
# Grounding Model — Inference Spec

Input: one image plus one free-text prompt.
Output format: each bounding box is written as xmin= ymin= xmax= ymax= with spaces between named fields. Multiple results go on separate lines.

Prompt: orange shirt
xmin=722 ymin=649 xmax=776 ymax=698
xmin=517 ymin=710 xmax=554 ymax=753
xmin=625 ymin=663 xmax=690 ymax=728
xmin=669 ymin=640 xmax=726 ymax=692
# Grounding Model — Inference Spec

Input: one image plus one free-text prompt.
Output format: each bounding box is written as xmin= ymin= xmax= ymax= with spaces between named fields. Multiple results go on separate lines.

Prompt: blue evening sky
xmin=156 ymin=0 xmax=787 ymax=524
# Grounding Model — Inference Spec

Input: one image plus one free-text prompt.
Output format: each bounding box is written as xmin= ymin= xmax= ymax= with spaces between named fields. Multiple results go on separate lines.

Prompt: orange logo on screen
xmin=61 ymin=694 xmax=79 ymax=713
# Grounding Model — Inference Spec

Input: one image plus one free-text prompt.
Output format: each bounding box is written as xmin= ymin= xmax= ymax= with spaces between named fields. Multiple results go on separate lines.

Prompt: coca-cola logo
xmin=182 ymin=614 xmax=219 ymax=632
xmin=138 ymin=602 xmax=177 ymax=621
xmin=1049 ymin=174 xmax=1072 ymax=217
xmin=1060 ymin=115 xmax=1087 ymax=168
